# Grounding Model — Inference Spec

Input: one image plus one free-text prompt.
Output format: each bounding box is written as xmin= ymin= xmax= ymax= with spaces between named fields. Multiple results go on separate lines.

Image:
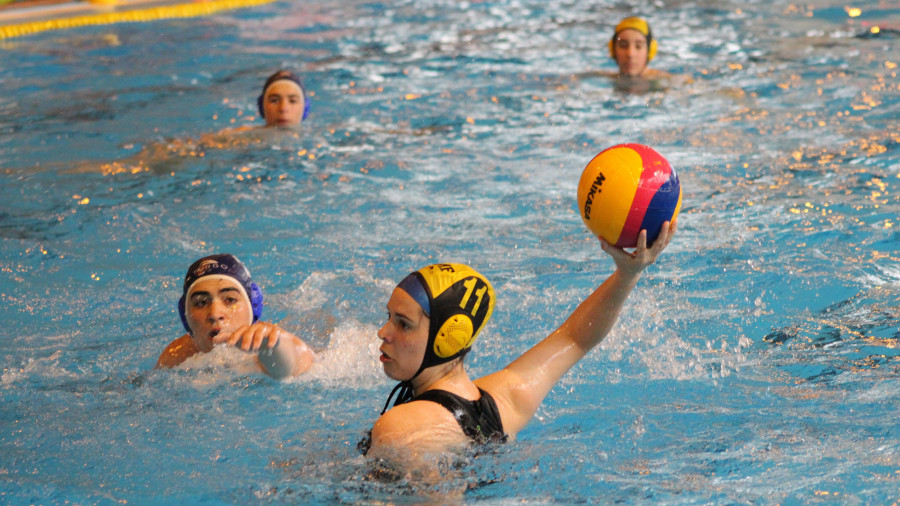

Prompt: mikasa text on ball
xmin=577 ymin=143 xmax=682 ymax=248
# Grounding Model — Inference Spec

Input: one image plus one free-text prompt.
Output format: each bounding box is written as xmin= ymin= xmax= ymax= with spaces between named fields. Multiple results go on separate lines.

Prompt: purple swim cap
xmin=177 ymin=254 xmax=264 ymax=334
xmin=256 ymin=70 xmax=311 ymax=121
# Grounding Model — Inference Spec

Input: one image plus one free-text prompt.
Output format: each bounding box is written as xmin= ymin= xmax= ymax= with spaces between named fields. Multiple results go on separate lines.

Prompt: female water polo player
xmin=156 ymin=254 xmax=316 ymax=378
xmin=256 ymin=70 xmax=311 ymax=128
xmin=606 ymin=16 xmax=695 ymax=94
xmin=565 ymin=16 xmax=686 ymax=95
xmin=609 ymin=16 xmax=660 ymax=78
xmin=362 ymin=221 xmax=676 ymax=477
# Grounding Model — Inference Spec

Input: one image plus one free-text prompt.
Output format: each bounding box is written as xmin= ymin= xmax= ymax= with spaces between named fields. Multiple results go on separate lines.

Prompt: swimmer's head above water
xmin=608 ymin=16 xmax=657 ymax=77
xmin=177 ymin=253 xmax=264 ymax=336
xmin=158 ymin=254 xmax=314 ymax=377
xmin=399 ymin=263 xmax=495 ymax=374
xmin=378 ymin=263 xmax=495 ymax=409
xmin=257 ymin=70 xmax=311 ymax=128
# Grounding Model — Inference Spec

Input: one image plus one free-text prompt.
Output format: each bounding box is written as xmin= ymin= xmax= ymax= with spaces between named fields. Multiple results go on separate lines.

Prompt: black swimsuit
xmin=414 ymin=388 xmax=507 ymax=445
xmin=358 ymin=387 xmax=507 ymax=455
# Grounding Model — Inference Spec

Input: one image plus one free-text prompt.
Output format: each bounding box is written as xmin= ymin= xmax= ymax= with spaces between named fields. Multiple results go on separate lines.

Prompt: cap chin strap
xmin=380 ymin=381 xmax=414 ymax=414
xmin=379 ymin=362 xmax=425 ymax=414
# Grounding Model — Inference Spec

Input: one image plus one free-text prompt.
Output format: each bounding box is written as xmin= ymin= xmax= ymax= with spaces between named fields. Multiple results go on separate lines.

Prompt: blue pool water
xmin=1 ymin=0 xmax=899 ymax=503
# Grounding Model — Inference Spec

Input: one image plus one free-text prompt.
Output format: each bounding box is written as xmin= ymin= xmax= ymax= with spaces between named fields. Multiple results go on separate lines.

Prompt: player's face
xmin=263 ymin=81 xmax=305 ymax=127
xmin=614 ymin=29 xmax=650 ymax=77
xmin=378 ymin=288 xmax=429 ymax=381
xmin=185 ymin=277 xmax=252 ymax=351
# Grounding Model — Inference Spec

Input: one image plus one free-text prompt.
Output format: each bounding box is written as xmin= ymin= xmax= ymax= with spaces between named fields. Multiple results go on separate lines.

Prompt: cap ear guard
xmin=433 ymin=314 xmax=475 ymax=359
xmin=178 ymin=295 xmax=191 ymax=334
xmin=249 ymin=281 xmax=264 ymax=323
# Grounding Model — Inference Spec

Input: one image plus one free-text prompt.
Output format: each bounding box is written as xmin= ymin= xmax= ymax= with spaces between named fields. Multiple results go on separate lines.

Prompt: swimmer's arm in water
xmin=476 ymin=221 xmax=676 ymax=437
xmin=155 ymin=334 xmax=200 ymax=369
xmin=214 ymin=322 xmax=316 ymax=379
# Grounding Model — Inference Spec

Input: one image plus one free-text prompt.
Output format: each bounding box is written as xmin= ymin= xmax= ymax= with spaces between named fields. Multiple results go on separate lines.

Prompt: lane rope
xmin=0 ymin=0 xmax=275 ymax=40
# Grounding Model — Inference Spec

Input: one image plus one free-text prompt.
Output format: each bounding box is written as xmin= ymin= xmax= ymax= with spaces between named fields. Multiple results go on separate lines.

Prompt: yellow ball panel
xmin=577 ymin=146 xmax=643 ymax=244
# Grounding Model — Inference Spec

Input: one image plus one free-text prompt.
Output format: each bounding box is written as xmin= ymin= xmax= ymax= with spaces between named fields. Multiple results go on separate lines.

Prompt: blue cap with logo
xmin=177 ymin=254 xmax=264 ymax=334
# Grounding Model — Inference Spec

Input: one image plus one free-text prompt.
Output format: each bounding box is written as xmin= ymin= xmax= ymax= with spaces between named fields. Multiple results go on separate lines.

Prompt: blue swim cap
xmin=177 ymin=254 xmax=264 ymax=334
xmin=256 ymin=70 xmax=311 ymax=121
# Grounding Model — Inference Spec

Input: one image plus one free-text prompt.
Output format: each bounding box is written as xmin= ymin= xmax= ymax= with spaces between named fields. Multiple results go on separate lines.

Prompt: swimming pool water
xmin=1 ymin=0 xmax=899 ymax=503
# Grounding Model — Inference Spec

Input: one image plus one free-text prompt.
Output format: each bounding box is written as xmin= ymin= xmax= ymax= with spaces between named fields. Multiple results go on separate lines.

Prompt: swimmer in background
xmin=85 ymin=70 xmax=312 ymax=174
xmin=610 ymin=17 xmax=663 ymax=79
xmin=361 ymin=221 xmax=676 ymax=483
xmin=228 ymin=69 xmax=311 ymax=132
xmin=196 ymin=69 xmax=310 ymax=141
xmin=259 ymin=70 xmax=311 ymax=128
xmin=571 ymin=16 xmax=689 ymax=94
xmin=608 ymin=16 xmax=686 ymax=93
xmin=156 ymin=254 xmax=316 ymax=378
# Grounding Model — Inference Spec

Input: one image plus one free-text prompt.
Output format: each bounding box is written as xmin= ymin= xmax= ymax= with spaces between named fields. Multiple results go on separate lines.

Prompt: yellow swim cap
xmin=379 ymin=263 xmax=496 ymax=413
xmin=398 ymin=263 xmax=495 ymax=374
xmin=608 ymin=16 xmax=658 ymax=62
